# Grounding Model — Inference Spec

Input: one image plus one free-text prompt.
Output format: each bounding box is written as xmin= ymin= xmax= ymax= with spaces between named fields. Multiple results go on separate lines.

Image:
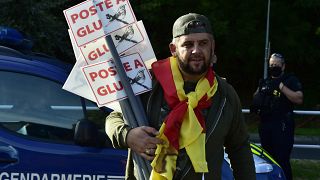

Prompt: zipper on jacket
xmin=206 ymin=97 xmax=227 ymax=141
xmin=180 ymin=97 xmax=227 ymax=179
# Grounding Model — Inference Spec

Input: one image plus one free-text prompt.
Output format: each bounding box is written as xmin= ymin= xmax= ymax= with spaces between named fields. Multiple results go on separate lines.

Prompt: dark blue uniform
xmin=251 ymin=73 xmax=303 ymax=180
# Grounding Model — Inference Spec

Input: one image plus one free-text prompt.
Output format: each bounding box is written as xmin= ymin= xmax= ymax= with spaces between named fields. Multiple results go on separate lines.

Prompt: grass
xmin=291 ymin=159 xmax=320 ymax=180
xmin=244 ymin=114 xmax=320 ymax=136
xmin=244 ymin=115 xmax=320 ymax=179
xmin=295 ymin=128 xmax=320 ymax=136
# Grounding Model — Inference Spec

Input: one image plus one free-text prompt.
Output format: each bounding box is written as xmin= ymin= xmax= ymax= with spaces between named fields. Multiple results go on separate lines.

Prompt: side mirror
xmin=73 ymin=119 xmax=111 ymax=147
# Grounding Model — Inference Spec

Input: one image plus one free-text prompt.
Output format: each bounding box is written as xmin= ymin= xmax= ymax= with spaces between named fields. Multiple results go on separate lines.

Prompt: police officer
xmin=251 ymin=53 xmax=303 ymax=180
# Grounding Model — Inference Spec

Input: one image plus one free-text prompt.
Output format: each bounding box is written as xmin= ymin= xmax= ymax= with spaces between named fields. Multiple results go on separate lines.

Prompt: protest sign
xmin=82 ymin=53 xmax=151 ymax=106
xmin=64 ymin=0 xmax=136 ymax=47
xmin=64 ymin=2 xmax=153 ymax=178
xmin=63 ymin=21 xmax=155 ymax=109
xmin=80 ymin=23 xmax=144 ymax=64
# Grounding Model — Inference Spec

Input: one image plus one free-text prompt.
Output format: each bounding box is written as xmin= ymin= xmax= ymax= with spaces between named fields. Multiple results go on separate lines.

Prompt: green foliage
xmin=295 ymin=128 xmax=320 ymax=136
xmin=316 ymin=27 xmax=320 ymax=36
xmin=1 ymin=0 xmax=319 ymax=109
xmin=0 ymin=0 xmax=80 ymax=63
xmin=291 ymin=159 xmax=320 ymax=179
xmin=246 ymin=113 xmax=320 ymax=136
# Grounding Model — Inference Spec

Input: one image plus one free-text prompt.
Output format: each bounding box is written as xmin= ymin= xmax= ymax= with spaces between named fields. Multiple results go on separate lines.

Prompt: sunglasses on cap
xmin=187 ymin=20 xmax=206 ymax=29
xmin=271 ymin=53 xmax=284 ymax=59
xmin=270 ymin=53 xmax=285 ymax=64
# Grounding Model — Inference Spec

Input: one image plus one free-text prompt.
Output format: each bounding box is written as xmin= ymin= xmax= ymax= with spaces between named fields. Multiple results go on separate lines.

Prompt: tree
xmin=0 ymin=0 xmax=81 ymax=63
xmin=1 ymin=0 xmax=319 ymax=108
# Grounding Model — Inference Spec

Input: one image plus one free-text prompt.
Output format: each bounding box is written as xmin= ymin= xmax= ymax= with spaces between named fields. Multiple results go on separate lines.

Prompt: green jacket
xmin=105 ymin=75 xmax=256 ymax=180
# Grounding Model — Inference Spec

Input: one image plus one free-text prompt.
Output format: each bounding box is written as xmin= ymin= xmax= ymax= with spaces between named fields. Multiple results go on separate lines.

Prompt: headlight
xmin=253 ymin=154 xmax=273 ymax=173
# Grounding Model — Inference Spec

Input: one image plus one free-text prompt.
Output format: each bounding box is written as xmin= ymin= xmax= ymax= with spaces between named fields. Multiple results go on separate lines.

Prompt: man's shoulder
xmin=283 ymin=73 xmax=299 ymax=81
xmin=216 ymin=75 xmax=227 ymax=81
xmin=283 ymin=73 xmax=303 ymax=90
xmin=215 ymin=74 xmax=227 ymax=84
xmin=216 ymin=75 xmax=233 ymax=89
xmin=215 ymin=75 xmax=238 ymax=97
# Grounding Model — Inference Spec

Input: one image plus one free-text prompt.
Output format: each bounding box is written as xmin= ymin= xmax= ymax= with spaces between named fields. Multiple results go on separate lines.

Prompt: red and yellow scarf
xmin=150 ymin=56 xmax=218 ymax=179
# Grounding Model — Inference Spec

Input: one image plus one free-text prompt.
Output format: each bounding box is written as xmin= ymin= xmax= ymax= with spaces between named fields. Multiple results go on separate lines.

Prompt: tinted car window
xmin=0 ymin=71 xmax=104 ymax=142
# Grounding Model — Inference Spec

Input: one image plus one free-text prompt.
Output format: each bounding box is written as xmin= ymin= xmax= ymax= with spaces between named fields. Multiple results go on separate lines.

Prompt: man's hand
xmin=279 ymin=82 xmax=284 ymax=91
xmin=126 ymin=126 xmax=163 ymax=161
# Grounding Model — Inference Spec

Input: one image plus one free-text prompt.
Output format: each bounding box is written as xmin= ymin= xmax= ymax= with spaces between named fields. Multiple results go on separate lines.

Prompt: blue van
xmin=0 ymin=27 xmax=127 ymax=179
xmin=0 ymin=27 xmax=285 ymax=180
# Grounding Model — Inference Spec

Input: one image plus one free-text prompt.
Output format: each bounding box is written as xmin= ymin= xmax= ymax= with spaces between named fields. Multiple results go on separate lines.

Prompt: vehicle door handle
xmin=0 ymin=157 xmax=18 ymax=163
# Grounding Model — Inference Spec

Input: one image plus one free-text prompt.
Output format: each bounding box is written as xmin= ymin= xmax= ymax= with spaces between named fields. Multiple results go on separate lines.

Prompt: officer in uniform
xmin=251 ymin=53 xmax=303 ymax=180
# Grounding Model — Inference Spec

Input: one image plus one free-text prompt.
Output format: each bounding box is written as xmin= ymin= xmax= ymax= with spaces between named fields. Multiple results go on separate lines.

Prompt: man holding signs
xmin=105 ymin=13 xmax=255 ymax=179
xmin=64 ymin=0 xmax=155 ymax=178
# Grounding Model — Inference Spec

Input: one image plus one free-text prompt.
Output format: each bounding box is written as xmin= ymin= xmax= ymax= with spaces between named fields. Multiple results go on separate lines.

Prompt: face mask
xmin=268 ymin=66 xmax=282 ymax=77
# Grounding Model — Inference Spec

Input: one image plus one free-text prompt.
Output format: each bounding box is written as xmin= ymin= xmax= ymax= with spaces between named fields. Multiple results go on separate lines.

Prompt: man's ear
xmin=211 ymin=40 xmax=215 ymax=55
xmin=212 ymin=54 xmax=217 ymax=63
xmin=169 ymin=43 xmax=177 ymax=57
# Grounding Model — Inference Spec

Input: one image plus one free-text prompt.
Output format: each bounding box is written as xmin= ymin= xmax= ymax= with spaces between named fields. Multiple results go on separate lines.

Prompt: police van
xmin=0 ymin=27 xmax=127 ymax=180
xmin=0 ymin=27 xmax=285 ymax=180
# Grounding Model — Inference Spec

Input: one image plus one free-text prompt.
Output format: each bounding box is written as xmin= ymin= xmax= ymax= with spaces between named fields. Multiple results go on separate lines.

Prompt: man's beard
xmin=176 ymin=54 xmax=211 ymax=75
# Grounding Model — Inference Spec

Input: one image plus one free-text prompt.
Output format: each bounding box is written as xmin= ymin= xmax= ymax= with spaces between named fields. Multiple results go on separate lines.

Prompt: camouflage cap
xmin=172 ymin=13 xmax=213 ymax=38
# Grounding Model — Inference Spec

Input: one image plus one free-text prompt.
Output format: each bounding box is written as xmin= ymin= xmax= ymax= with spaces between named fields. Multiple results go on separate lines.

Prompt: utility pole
xmin=264 ymin=0 xmax=271 ymax=79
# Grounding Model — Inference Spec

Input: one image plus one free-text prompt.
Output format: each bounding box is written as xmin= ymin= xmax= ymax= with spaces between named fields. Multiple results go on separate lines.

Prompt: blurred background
xmin=1 ymin=0 xmax=319 ymax=178
xmin=1 ymin=0 xmax=319 ymax=110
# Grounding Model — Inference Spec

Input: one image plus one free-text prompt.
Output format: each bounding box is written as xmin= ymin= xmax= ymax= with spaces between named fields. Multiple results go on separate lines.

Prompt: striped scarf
xmin=150 ymin=56 xmax=218 ymax=179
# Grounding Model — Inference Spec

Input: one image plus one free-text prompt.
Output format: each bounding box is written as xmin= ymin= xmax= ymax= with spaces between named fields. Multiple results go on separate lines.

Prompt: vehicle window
xmin=0 ymin=71 xmax=106 ymax=142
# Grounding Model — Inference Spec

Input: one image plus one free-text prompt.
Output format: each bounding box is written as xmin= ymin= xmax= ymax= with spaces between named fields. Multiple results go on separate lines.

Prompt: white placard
xmin=82 ymin=53 xmax=152 ymax=106
xmin=80 ymin=23 xmax=144 ymax=64
xmin=63 ymin=21 xmax=156 ymax=111
xmin=64 ymin=0 xmax=136 ymax=47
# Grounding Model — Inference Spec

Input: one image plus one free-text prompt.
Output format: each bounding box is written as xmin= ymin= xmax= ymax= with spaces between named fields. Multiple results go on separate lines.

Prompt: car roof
xmin=0 ymin=45 xmax=73 ymax=83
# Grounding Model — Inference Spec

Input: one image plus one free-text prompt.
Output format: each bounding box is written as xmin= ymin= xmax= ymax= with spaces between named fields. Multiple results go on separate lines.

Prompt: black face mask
xmin=268 ymin=66 xmax=282 ymax=77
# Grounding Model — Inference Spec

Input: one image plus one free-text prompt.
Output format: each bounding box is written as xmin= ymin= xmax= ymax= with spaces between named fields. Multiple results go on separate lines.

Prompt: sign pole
xmin=264 ymin=0 xmax=271 ymax=79
xmin=105 ymin=35 xmax=151 ymax=179
xmin=118 ymin=100 xmax=149 ymax=180
xmin=105 ymin=35 xmax=150 ymax=127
